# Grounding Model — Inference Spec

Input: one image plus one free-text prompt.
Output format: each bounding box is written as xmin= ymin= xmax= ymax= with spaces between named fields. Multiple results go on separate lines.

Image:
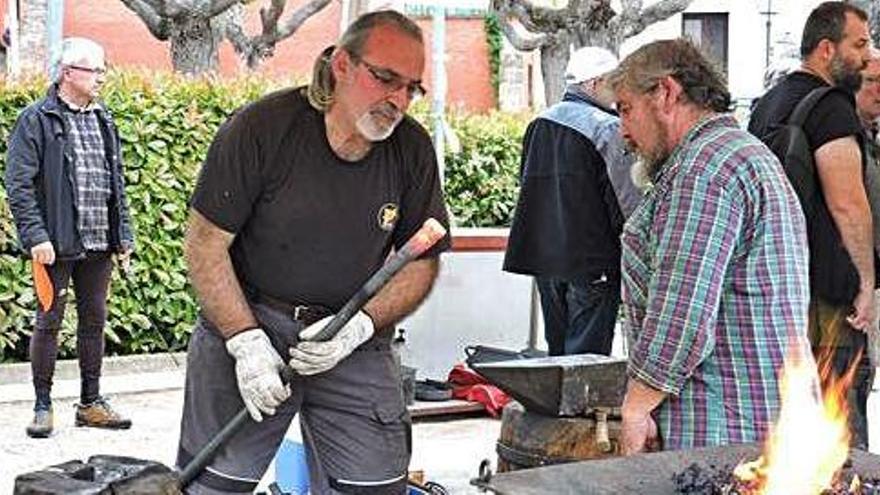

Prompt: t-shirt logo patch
xmin=377 ymin=203 xmax=399 ymax=231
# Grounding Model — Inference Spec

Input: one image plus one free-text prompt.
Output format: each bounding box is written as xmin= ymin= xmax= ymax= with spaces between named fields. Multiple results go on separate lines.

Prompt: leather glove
xmin=225 ymin=328 xmax=291 ymax=422
xmin=288 ymin=310 xmax=375 ymax=376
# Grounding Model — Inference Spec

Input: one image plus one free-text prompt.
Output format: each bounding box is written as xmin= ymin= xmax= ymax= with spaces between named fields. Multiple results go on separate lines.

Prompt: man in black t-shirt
xmin=749 ymin=1 xmax=873 ymax=448
xmin=174 ymin=11 xmax=450 ymax=494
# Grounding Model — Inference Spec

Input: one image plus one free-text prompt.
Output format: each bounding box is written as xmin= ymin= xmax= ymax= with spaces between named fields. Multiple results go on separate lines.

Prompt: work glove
xmin=288 ymin=310 xmax=375 ymax=376
xmin=225 ymin=328 xmax=291 ymax=422
xmin=31 ymin=241 xmax=55 ymax=265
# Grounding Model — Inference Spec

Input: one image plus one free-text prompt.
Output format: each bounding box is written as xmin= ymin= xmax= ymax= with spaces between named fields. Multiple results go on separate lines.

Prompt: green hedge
xmin=0 ymin=72 xmax=529 ymax=362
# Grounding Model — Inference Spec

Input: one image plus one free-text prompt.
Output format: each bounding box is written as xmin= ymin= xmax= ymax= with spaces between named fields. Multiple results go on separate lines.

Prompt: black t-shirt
xmin=748 ymin=71 xmax=862 ymax=152
xmin=191 ymin=87 xmax=451 ymax=310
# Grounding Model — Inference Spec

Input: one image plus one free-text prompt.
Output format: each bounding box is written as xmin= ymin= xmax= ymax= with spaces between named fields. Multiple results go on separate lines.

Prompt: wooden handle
xmin=595 ymin=409 xmax=611 ymax=453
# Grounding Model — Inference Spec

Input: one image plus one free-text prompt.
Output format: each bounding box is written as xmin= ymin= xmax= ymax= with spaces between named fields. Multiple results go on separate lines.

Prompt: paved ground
xmin=0 ymin=356 xmax=501 ymax=494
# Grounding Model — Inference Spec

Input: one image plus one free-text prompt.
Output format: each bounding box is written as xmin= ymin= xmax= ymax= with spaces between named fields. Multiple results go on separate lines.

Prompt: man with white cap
xmin=504 ymin=46 xmax=638 ymax=356
xmin=5 ymin=37 xmax=134 ymax=438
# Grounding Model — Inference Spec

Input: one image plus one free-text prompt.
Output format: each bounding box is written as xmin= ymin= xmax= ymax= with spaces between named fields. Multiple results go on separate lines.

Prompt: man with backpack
xmin=749 ymin=1 xmax=874 ymax=448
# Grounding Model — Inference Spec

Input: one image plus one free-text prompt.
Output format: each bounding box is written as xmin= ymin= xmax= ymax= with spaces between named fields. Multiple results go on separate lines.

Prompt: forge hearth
xmin=472 ymin=444 xmax=880 ymax=494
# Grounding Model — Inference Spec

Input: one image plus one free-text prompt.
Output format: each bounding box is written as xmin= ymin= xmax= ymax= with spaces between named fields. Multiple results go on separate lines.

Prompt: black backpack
xmin=760 ymin=87 xmax=859 ymax=305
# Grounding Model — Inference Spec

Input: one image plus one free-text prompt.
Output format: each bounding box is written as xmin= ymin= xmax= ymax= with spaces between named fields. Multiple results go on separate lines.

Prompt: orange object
xmin=32 ymin=261 xmax=54 ymax=312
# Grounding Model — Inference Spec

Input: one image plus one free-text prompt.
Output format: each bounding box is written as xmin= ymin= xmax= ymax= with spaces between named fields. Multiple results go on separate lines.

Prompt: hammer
xmin=177 ymin=218 xmax=447 ymax=487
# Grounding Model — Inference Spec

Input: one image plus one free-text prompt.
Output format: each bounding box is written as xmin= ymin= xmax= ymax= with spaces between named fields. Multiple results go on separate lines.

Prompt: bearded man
xmin=174 ymin=10 xmax=450 ymax=493
xmin=750 ymin=1 xmax=875 ymax=449
xmin=611 ymin=39 xmax=811 ymax=455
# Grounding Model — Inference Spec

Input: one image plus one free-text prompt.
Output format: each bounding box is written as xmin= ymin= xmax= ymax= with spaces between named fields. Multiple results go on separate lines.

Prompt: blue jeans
xmin=536 ymin=275 xmax=621 ymax=356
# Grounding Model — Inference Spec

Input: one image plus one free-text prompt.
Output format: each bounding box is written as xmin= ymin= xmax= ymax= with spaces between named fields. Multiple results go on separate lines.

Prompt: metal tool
xmin=177 ymin=218 xmax=447 ymax=486
xmin=14 ymin=219 xmax=447 ymax=494
xmin=471 ymin=354 xmax=628 ymax=416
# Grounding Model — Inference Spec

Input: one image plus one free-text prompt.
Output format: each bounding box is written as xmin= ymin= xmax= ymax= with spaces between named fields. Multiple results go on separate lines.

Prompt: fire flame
xmin=733 ymin=345 xmax=858 ymax=494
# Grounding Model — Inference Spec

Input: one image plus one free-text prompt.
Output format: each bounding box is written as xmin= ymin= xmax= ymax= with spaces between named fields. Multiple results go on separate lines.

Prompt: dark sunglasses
xmin=354 ymin=57 xmax=426 ymax=100
xmin=68 ymin=65 xmax=106 ymax=75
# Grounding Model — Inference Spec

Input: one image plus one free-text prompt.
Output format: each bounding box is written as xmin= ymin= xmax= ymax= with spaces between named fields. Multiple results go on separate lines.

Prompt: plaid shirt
xmin=64 ymin=104 xmax=111 ymax=251
xmin=622 ymin=114 xmax=811 ymax=450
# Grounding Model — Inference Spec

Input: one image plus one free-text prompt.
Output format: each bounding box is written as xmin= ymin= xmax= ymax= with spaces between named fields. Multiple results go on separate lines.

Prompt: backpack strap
xmin=787 ymin=86 xmax=846 ymax=127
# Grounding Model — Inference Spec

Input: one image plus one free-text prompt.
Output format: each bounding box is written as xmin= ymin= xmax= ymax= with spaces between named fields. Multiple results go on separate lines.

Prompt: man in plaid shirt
xmin=6 ymin=38 xmax=134 ymax=438
xmin=609 ymin=39 xmax=812 ymax=453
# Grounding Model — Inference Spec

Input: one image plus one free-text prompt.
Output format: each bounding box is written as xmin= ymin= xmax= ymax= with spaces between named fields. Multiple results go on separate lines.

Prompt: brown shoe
xmin=26 ymin=408 xmax=53 ymax=438
xmin=75 ymin=397 xmax=132 ymax=429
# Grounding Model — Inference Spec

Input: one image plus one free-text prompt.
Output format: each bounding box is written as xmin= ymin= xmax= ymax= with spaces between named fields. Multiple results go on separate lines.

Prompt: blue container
xmin=275 ymin=439 xmax=310 ymax=494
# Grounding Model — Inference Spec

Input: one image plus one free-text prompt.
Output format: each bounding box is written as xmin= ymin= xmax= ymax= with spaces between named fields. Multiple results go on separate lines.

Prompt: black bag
xmin=760 ymin=87 xmax=859 ymax=305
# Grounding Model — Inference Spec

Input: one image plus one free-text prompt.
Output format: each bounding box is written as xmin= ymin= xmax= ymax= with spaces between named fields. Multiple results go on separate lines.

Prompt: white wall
xmin=398 ymin=236 xmax=537 ymax=381
xmin=620 ymin=0 xmax=826 ymax=102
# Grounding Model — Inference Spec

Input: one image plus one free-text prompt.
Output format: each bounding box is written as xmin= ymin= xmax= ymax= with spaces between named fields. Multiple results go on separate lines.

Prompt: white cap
xmin=565 ymin=46 xmax=619 ymax=84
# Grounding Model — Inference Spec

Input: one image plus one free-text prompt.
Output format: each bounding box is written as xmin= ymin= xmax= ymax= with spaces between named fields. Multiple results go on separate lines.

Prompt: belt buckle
xmin=292 ymin=305 xmax=309 ymax=321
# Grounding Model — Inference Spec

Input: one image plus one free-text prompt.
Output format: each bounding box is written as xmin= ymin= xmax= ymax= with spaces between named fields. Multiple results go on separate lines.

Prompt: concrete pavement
xmin=0 ymin=353 xmax=500 ymax=494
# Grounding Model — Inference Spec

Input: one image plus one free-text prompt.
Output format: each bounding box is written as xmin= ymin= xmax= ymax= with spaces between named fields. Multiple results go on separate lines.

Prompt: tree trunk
xmin=169 ymin=16 xmax=224 ymax=75
xmin=540 ymin=40 xmax=570 ymax=105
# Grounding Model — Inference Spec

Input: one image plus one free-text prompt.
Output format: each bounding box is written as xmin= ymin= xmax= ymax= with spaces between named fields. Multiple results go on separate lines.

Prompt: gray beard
xmin=631 ymin=158 xmax=659 ymax=191
xmin=355 ymin=104 xmax=403 ymax=142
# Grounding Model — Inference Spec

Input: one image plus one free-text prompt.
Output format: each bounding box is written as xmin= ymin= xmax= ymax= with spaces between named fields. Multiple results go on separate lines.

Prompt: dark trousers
xmin=809 ymin=298 xmax=874 ymax=449
xmin=536 ymin=275 xmax=621 ymax=356
xmin=30 ymin=251 xmax=113 ymax=409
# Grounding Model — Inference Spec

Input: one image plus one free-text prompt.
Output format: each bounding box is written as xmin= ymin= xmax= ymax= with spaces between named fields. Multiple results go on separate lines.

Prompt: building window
xmin=682 ymin=13 xmax=729 ymax=75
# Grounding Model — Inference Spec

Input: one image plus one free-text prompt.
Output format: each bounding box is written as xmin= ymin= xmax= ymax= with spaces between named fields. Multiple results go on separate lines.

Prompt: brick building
xmin=1 ymin=0 xmax=496 ymax=112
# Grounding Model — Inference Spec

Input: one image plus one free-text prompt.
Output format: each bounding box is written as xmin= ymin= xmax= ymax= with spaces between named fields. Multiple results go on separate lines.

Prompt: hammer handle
xmin=304 ymin=218 xmax=446 ymax=342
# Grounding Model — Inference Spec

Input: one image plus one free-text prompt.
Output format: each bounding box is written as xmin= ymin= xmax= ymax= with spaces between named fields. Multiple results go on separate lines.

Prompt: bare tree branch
xmin=497 ymin=13 xmax=547 ymax=52
xmin=119 ymin=0 xmax=170 ymax=39
xmin=620 ymin=0 xmax=642 ymax=16
xmin=259 ymin=0 xmax=286 ymax=39
xmin=494 ymin=0 xmax=692 ymax=104
xmin=615 ymin=0 xmax=690 ymax=39
xmin=224 ymin=4 xmax=248 ymax=52
xmin=224 ymin=0 xmax=332 ymax=68
xmin=208 ymin=0 xmax=246 ymax=18
xmin=155 ymin=0 xmax=192 ymax=19
xmin=276 ymin=0 xmax=331 ymax=39
xmin=506 ymin=0 xmax=569 ymax=32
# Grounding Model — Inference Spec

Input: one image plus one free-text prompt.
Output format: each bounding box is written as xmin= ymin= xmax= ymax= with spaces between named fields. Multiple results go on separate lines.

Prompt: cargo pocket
xmin=372 ymin=400 xmax=412 ymax=467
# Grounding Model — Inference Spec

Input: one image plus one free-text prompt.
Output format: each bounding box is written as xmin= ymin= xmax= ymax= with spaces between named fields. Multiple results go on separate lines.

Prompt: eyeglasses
xmin=68 ymin=65 xmax=106 ymax=75
xmin=354 ymin=57 xmax=426 ymax=100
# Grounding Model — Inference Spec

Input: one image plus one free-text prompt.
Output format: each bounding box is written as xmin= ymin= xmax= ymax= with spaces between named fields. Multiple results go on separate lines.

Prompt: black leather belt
xmin=249 ymin=290 xmax=335 ymax=327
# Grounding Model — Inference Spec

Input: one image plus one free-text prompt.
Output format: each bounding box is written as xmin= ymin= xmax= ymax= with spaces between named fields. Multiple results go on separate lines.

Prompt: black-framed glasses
xmin=68 ymin=65 xmax=106 ymax=75
xmin=354 ymin=57 xmax=426 ymax=100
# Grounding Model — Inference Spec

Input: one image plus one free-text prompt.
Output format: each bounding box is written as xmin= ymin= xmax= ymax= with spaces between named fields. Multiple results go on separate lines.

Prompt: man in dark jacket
xmin=503 ymin=46 xmax=639 ymax=356
xmin=5 ymin=37 xmax=134 ymax=438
